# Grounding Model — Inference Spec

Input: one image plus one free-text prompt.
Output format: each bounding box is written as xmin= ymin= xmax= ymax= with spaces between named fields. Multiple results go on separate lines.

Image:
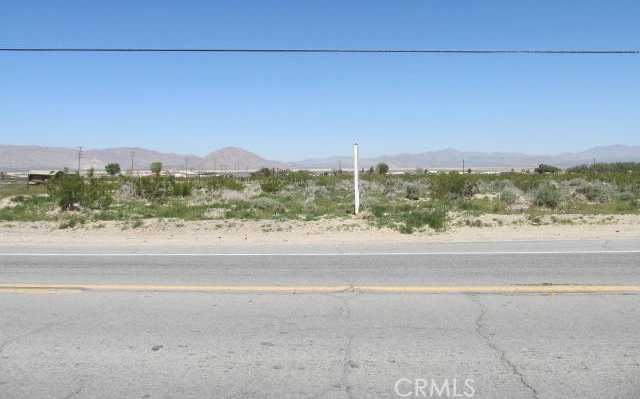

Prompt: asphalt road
xmin=1 ymin=240 xmax=640 ymax=398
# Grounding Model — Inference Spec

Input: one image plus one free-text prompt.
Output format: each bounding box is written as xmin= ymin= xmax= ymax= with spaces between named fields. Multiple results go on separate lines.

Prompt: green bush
xmin=83 ymin=177 xmax=114 ymax=209
xmin=0 ymin=196 xmax=51 ymax=221
xmin=47 ymin=174 xmax=85 ymax=210
xmin=260 ymin=178 xmax=283 ymax=194
xmin=133 ymin=176 xmax=172 ymax=200
xmin=405 ymin=185 xmax=420 ymax=200
xmin=205 ymin=176 xmax=244 ymax=191
xmin=576 ymin=182 xmax=609 ymax=203
xmin=457 ymin=198 xmax=496 ymax=214
xmin=105 ymin=163 xmax=121 ymax=176
xmin=127 ymin=176 xmax=197 ymax=201
xmin=567 ymin=162 xmax=640 ymax=174
xmin=535 ymin=164 xmax=561 ymax=174
xmin=253 ymin=197 xmax=286 ymax=213
xmin=375 ymin=163 xmax=390 ymax=175
xmin=252 ymin=167 xmax=274 ymax=177
xmin=150 ymin=161 xmax=162 ymax=176
xmin=534 ymin=184 xmax=562 ymax=208
xmin=398 ymin=206 xmax=448 ymax=234
xmin=172 ymin=181 xmax=193 ymax=197
xmin=499 ymin=190 xmax=518 ymax=205
xmin=430 ymin=173 xmax=478 ymax=200
xmin=279 ymin=170 xmax=313 ymax=187
xmin=371 ymin=201 xmax=448 ymax=234
xmin=48 ymin=174 xmax=81 ymax=209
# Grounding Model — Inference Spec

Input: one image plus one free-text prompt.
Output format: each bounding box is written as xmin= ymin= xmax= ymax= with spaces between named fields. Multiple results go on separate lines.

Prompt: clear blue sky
xmin=1 ymin=0 xmax=638 ymax=160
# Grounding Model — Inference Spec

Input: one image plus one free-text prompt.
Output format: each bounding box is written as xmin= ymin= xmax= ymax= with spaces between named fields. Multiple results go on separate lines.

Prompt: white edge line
xmin=0 ymin=250 xmax=639 ymax=256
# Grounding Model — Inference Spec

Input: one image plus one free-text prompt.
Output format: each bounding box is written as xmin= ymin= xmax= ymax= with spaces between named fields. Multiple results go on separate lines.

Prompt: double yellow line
xmin=2 ymin=283 xmax=640 ymax=294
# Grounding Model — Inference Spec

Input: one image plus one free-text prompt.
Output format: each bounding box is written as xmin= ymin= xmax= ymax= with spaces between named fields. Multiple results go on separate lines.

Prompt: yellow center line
xmin=0 ymin=287 xmax=84 ymax=294
xmin=2 ymin=283 xmax=640 ymax=294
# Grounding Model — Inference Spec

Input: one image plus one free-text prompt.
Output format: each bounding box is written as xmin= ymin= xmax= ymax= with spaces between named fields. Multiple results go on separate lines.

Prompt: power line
xmin=0 ymin=47 xmax=638 ymax=55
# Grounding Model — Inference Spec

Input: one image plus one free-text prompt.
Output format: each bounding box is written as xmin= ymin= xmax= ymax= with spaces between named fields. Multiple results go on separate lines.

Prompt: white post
xmin=353 ymin=143 xmax=360 ymax=215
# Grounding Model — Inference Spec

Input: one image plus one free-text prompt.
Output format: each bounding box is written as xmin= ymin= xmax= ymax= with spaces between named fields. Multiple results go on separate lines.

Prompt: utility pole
xmin=353 ymin=143 xmax=360 ymax=215
xmin=462 ymin=159 xmax=465 ymax=174
xmin=76 ymin=146 xmax=84 ymax=174
xmin=129 ymin=150 xmax=135 ymax=175
xmin=184 ymin=156 xmax=189 ymax=179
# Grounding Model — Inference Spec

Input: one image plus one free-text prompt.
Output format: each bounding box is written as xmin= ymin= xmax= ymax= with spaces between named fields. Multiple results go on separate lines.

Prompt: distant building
xmin=27 ymin=170 xmax=64 ymax=184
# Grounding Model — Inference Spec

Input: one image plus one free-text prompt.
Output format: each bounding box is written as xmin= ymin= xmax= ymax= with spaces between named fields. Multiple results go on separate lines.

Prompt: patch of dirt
xmin=1 ymin=213 xmax=639 ymax=249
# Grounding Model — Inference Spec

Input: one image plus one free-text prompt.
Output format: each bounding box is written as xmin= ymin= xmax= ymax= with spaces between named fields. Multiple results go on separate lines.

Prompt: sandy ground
xmin=1 ymin=213 xmax=639 ymax=249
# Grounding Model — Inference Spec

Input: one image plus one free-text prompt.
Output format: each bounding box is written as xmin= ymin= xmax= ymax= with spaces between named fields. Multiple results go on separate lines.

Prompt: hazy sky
xmin=1 ymin=1 xmax=639 ymax=160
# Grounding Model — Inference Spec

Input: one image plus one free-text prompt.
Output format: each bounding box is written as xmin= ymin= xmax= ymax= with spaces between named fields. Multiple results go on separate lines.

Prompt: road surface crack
xmin=469 ymin=296 xmax=540 ymax=399
xmin=340 ymin=334 xmax=355 ymax=399
xmin=319 ymin=293 xmax=357 ymax=399
xmin=340 ymin=293 xmax=358 ymax=399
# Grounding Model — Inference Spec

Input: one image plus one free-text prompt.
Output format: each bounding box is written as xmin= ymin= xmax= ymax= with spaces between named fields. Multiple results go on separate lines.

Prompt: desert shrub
xmin=252 ymin=167 xmax=274 ymax=177
xmin=616 ymin=191 xmax=636 ymax=202
xmin=375 ymin=163 xmax=390 ymax=175
xmin=457 ymin=198 xmax=497 ymax=214
xmin=499 ymin=190 xmax=518 ymax=205
xmin=11 ymin=195 xmax=26 ymax=203
xmin=534 ymin=184 xmax=562 ymax=208
xmin=133 ymin=176 xmax=173 ymax=200
xmin=0 ymin=196 xmax=51 ymax=221
xmin=613 ymin=200 xmax=638 ymax=213
xmin=253 ymin=197 xmax=285 ymax=213
xmin=153 ymin=202 xmax=209 ymax=220
xmin=150 ymin=162 xmax=162 ymax=176
xmin=464 ymin=219 xmax=484 ymax=228
xmin=128 ymin=176 xmax=195 ymax=201
xmin=567 ymin=162 xmax=640 ymax=174
xmin=405 ymin=185 xmax=420 ymax=200
xmin=430 ymin=173 xmax=478 ymax=200
xmin=575 ymin=181 xmax=611 ymax=203
xmin=260 ymin=178 xmax=284 ymax=194
xmin=222 ymin=198 xmax=290 ymax=219
xmin=279 ymin=170 xmax=312 ymax=187
xmin=48 ymin=174 xmax=111 ymax=210
xmin=83 ymin=177 xmax=114 ymax=209
xmin=58 ymin=215 xmax=86 ymax=229
xmin=205 ymin=176 xmax=244 ymax=191
xmin=507 ymin=174 xmax=543 ymax=192
xmin=48 ymin=174 xmax=84 ymax=210
xmin=397 ymin=206 xmax=448 ymax=234
xmin=371 ymin=202 xmax=448 ymax=234
xmin=535 ymin=164 xmax=561 ymax=174
xmin=105 ymin=163 xmax=121 ymax=176
xmin=172 ymin=181 xmax=193 ymax=197
xmin=482 ymin=179 xmax=520 ymax=195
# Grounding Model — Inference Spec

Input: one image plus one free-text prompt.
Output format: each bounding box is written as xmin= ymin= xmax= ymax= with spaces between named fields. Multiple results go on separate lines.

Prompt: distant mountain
xmin=1 ymin=144 xmax=639 ymax=171
xmin=197 ymin=147 xmax=286 ymax=170
xmin=0 ymin=145 xmax=201 ymax=171
xmin=293 ymin=145 xmax=640 ymax=169
xmin=546 ymin=145 xmax=640 ymax=167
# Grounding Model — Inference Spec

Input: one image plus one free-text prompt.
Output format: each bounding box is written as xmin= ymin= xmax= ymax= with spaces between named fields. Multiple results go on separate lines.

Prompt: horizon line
xmin=2 ymin=48 xmax=639 ymax=55
xmin=1 ymin=143 xmax=638 ymax=163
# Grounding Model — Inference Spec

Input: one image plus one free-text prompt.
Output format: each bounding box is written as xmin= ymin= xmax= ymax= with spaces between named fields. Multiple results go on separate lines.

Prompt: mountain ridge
xmin=1 ymin=144 xmax=639 ymax=171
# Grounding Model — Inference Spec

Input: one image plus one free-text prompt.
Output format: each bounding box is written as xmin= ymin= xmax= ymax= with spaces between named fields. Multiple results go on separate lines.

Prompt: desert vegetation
xmin=1 ymin=162 xmax=639 ymax=233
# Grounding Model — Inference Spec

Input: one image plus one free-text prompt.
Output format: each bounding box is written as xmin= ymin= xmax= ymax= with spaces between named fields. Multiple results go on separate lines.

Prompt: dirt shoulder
xmin=1 ymin=213 xmax=639 ymax=249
